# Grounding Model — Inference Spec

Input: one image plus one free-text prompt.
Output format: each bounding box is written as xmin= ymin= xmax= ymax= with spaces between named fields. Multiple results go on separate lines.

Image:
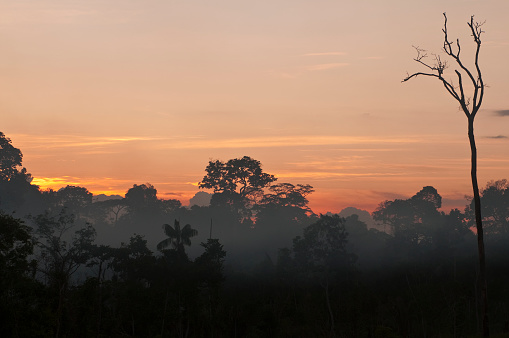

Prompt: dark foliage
xmin=2 ymin=132 xmax=509 ymax=336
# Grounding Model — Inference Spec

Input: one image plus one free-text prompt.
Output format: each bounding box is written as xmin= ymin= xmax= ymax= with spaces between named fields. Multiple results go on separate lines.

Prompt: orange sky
xmin=2 ymin=1 xmax=509 ymax=214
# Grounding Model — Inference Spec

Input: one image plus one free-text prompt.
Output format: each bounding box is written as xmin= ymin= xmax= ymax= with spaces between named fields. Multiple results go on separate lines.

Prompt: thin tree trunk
xmin=322 ymin=279 xmax=335 ymax=338
xmin=96 ymin=261 xmax=103 ymax=337
xmin=468 ymin=117 xmax=489 ymax=337
xmin=161 ymin=288 xmax=169 ymax=337
xmin=55 ymin=281 xmax=67 ymax=338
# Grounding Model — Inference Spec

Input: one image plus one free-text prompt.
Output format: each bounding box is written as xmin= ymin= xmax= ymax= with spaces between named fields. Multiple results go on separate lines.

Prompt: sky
xmin=2 ymin=0 xmax=509 ymax=214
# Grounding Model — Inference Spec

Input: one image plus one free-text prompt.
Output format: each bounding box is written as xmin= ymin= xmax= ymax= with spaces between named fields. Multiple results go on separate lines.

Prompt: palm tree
xmin=157 ymin=219 xmax=198 ymax=255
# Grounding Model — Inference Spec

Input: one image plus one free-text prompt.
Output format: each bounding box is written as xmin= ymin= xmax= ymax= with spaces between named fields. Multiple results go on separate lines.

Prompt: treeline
xmin=2 ymin=131 xmax=509 ymax=337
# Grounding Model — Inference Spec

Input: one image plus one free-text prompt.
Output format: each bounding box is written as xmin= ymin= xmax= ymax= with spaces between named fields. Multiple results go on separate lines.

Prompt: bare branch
xmin=403 ymin=12 xmax=485 ymax=119
xmin=403 ymin=13 xmax=489 ymax=336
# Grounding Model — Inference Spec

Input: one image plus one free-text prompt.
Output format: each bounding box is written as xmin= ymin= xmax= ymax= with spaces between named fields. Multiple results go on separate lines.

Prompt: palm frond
xmin=157 ymin=237 xmax=173 ymax=251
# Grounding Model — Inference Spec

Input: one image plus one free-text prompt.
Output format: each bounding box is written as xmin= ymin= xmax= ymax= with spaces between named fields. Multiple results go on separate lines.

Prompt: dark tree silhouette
xmin=259 ymin=183 xmax=314 ymax=209
xmin=466 ymin=179 xmax=509 ymax=236
xmin=0 ymin=132 xmax=25 ymax=181
xmin=0 ymin=213 xmax=36 ymax=337
xmin=403 ymin=13 xmax=488 ymax=336
xmin=373 ymin=187 xmax=441 ymax=240
xmin=293 ymin=214 xmax=355 ymax=336
xmin=199 ymin=156 xmax=277 ymax=202
xmin=45 ymin=185 xmax=93 ymax=220
xmin=34 ymin=210 xmax=97 ymax=337
xmin=199 ymin=156 xmax=277 ymax=223
xmin=93 ymin=198 xmax=127 ymax=225
xmin=0 ymin=132 xmax=38 ymax=214
xmin=157 ymin=219 xmax=198 ymax=257
xmin=125 ymin=183 xmax=159 ymax=213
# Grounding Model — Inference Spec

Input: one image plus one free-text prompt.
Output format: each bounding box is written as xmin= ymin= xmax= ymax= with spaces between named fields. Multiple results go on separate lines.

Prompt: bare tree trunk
xmin=468 ymin=117 xmax=489 ymax=337
xmin=96 ymin=262 xmax=103 ymax=337
xmin=403 ymin=13 xmax=488 ymax=336
xmin=322 ymin=279 xmax=336 ymax=338
xmin=161 ymin=288 xmax=169 ymax=337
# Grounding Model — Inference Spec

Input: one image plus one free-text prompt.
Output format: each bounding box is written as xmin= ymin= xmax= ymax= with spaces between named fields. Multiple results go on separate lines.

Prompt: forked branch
xmin=402 ymin=13 xmax=485 ymax=118
xmin=402 ymin=13 xmax=489 ymax=337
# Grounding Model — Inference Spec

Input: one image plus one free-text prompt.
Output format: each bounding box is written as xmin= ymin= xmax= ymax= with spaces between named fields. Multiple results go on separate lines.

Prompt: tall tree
xmin=259 ymin=183 xmax=314 ymax=209
xmin=403 ymin=13 xmax=488 ymax=336
xmin=45 ymin=185 xmax=93 ymax=220
xmin=199 ymin=156 xmax=277 ymax=223
xmin=292 ymin=215 xmax=355 ymax=336
xmin=0 ymin=132 xmax=38 ymax=214
xmin=34 ymin=210 xmax=97 ymax=337
xmin=199 ymin=156 xmax=277 ymax=202
xmin=254 ymin=183 xmax=316 ymax=249
xmin=157 ymin=219 xmax=198 ymax=259
xmin=125 ymin=183 xmax=159 ymax=213
xmin=466 ymin=179 xmax=509 ymax=236
xmin=0 ymin=131 xmax=24 ymax=181
xmin=0 ymin=213 xmax=38 ymax=337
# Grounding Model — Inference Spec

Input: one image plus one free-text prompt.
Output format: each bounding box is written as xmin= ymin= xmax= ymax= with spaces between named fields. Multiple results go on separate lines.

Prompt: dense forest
xmin=1 ymin=131 xmax=509 ymax=337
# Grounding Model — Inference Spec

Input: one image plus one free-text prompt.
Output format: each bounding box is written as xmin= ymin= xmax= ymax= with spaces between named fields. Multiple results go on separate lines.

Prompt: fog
xmin=2 ymin=133 xmax=509 ymax=336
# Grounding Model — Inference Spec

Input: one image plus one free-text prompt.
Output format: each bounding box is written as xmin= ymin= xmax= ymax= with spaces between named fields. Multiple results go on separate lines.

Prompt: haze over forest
xmin=2 ymin=130 xmax=509 ymax=336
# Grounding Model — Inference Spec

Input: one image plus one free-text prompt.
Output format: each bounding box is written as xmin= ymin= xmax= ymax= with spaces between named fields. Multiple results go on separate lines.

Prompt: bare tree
xmin=402 ymin=13 xmax=488 ymax=337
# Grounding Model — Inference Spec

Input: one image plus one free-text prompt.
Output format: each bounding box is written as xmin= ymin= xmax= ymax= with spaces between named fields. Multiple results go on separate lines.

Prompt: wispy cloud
xmin=493 ymin=110 xmax=509 ymax=117
xmin=307 ymin=63 xmax=350 ymax=71
xmin=304 ymin=52 xmax=346 ymax=56
xmin=12 ymin=134 xmax=165 ymax=149
xmin=275 ymin=171 xmax=401 ymax=180
xmin=14 ymin=133 xmax=439 ymax=153
xmin=0 ymin=4 xmax=98 ymax=25
xmin=485 ymin=135 xmax=508 ymax=139
xmin=158 ymin=135 xmax=420 ymax=150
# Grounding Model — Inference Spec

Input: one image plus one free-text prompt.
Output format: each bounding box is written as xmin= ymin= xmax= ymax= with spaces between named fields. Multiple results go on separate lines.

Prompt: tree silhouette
xmin=34 ymin=210 xmax=97 ymax=337
xmin=0 ymin=132 xmax=37 ymax=213
xmin=199 ymin=156 xmax=277 ymax=205
xmin=0 ymin=132 xmax=24 ymax=181
xmin=403 ymin=13 xmax=488 ymax=336
xmin=125 ymin=183 xmax=159 ymax=212
xmin=259 ymin=183 xmax=314 ymax=209
xmin=199 ymin=156 xmax=277 ymax=223
xmin=293 ymin=214 xmax=355 ymax=336
xmin=157 ymin=219 xmax=198 ymax=257
xmin=466 ymin=179 xmax=509 ymax=236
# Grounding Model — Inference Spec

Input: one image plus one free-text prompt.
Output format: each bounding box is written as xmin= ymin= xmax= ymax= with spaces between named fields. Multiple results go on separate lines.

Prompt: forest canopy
xmin=1 ymin=131 xmax=509 ymax=337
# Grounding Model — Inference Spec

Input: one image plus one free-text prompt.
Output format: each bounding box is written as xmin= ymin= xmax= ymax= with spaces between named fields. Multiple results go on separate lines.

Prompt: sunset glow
xmin=3 ymin=1 xmax=509 ymax=214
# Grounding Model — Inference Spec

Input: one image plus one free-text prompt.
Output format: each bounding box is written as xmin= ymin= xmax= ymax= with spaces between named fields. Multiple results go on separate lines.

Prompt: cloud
xmin=307 ymin=63 xmax=349 ymax=71
xmin=12 ymin=134 xmax=165 ymax=149
xmin=368 ymin=190 xmax=408 ymax=202
xmin=304 ymin=52 xmax=346 ymax=56
xmin=0 ymin=4 xmax=98 ymax=25
xmin=485 ymin=135 xmax=508 ymax=139
xmin=157 ymin=135 xmax=419 ymax=150
xmin=493 ymin=110 xmax=509 ymax=117
xmin=188 ymin=191 xmax=212 ymax=207
xmin=274 ymin=171 xmax=401 ymax=180
xmin=14 ymin=133 xmax=425 ymax=153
